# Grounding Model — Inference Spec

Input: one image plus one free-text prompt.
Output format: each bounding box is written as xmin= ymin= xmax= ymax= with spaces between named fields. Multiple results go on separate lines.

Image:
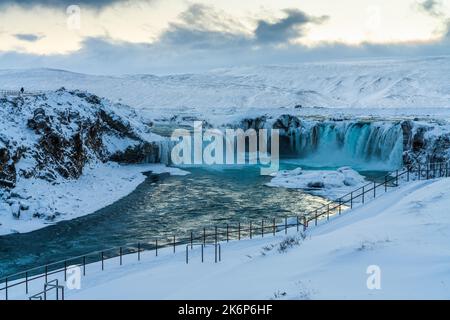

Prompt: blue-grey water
xmin=0 ymin=165 xmax=319 ymax=277
xmin=0 ymin=163 xmax=386 ymax=278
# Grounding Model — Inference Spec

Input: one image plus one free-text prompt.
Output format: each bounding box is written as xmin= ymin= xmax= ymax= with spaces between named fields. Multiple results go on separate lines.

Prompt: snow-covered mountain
xmin=0 ymin=56 xmax=449 ymax=125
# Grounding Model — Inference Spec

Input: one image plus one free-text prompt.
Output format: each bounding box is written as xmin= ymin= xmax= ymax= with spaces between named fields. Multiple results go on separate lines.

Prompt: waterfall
xmin=285 ymin=121 xmax=404 ymax=170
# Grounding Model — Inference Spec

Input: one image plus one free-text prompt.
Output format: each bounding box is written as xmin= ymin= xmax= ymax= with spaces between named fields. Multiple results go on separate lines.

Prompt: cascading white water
xmin=286 ymin=121 xmax=404 ymax=170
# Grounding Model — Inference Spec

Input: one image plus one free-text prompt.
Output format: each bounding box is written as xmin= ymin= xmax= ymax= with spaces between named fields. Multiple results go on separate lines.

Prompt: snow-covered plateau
xmin=0 ymin=56 xmax=449 ymax=126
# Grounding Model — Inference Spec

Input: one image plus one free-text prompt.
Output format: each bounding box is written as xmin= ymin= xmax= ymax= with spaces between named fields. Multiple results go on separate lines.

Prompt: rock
xmin=11 ymin=202 xmax=20 ymax=219
xmin=307 ymin=181 xmax=325 ymax=188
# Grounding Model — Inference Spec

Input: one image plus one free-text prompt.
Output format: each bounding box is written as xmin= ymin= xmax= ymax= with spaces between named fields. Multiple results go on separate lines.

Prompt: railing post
xmin=396 ymin=170 xmax=399 ymax=186
xmin=273 ymin=218 xmax=276 ymax=236
xmin=101 ymin=252 xmax=104 ymax=270
xmin=201 ymin=244 xmax=204 ymax=263
xmin=26 ymin=271 xmax=29 ymax=294
xmin=64 ymin=261 xmax=67 ymax=282
xmin=407 ymin=167 xmax=410 ymax=182
xmin=374 ymin=182 xmax=376 ymax=198
xmin=250 ymin=222 xmax=252 ymax=239
xmin=138 ymin=243 xmax=141 ymax=261
xmin=350 ymin=193 xmax=353 ymax=209
xmin=284 ymin=217 xmax=287 ymax=234
xmin=45 ymin=265 xmax=48 ymax=283
xmin=315 ymin=210 xmax=318 ymax=226
xmin=362 ymin=186 xmax=365 ymax=204
xmin=238 ymin=223 xmax=241 ymax=240
xmin=219 ymin=244 xmax=221 ymax=262
xmin=384 ymin=176 xmax=387 ymax=192
xmin=119 ymin=248 xmax=122 ymax=266
xmin=327 ymin=204 xmax=330 ymax=221
xmin=214 ymin=242 xmax=217 ymax=263
xmin=203 ymin=228 xmax=206 ymax=245
xmin=226 ymin=224 xmax=229 ymax=242
xmin=418 ymin=164 xmax=421 ymax=180
xmin=296 ymin=216 xmax=299 ymax=232
xmin=173 ymin=236 xmax=176 ymax=253
xmin=83 ymin=256 xmax=86 ymax=275
xmin=186 ymin=246 xmax=188 ymax=264
xmin=156 ymin=239 xmax=158 ymax=257
xmin=262 ymin=220 xmax=265 ymax=237
xmin=5 ymin=278 xmax=7 ymax=301
xmin=215 ymin=226 xmax=218 ymax=244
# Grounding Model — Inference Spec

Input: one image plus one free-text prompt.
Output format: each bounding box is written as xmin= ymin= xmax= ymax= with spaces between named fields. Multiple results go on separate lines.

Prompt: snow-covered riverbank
xmin=0 ymin=163 xmax=188 ymax=236
xmin=7 ymin=177 xmax=447 ymax=300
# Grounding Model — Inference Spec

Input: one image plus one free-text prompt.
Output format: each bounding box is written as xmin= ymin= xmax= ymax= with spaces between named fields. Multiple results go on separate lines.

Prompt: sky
xmin=0 ymin=0 xmax=449 ymax=74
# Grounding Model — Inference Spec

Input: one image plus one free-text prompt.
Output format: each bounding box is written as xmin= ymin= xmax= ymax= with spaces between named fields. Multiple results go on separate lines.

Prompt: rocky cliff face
xmin=0 ymin=88 xmax=162 ymax=189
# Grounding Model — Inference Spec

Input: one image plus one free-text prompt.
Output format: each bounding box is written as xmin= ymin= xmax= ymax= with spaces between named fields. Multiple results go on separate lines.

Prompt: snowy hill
xmin=0 ymin=56 xmax=449 ymax=125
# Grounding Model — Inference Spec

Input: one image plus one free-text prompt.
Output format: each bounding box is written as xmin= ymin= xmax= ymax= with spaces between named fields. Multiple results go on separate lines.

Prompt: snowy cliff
xmin=0 ymin=89 xmax=170 ymax=233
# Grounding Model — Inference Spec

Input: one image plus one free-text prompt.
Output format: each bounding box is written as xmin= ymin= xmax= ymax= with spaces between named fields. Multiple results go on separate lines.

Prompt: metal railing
xmin=29 ymin=279 xmax=65 ymax=301
xmin=1 ymin=161 xmax=448 ymax=300
xmin=0 ymin=90 xmax=47 ymax=97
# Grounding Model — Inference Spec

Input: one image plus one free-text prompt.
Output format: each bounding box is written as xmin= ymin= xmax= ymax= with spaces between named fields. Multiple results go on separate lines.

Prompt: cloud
xmin=160 ymin=6 xmax=329 ymax=50
xmin=0 ymin=0 xmax=135 ymax=9
xmin=254 ymin=9 xmax=329 ymax=44
xmin=417 ymin=0 xmax=444 ymax=17
xmin=14 ymin=33 xmax=44 ymax=42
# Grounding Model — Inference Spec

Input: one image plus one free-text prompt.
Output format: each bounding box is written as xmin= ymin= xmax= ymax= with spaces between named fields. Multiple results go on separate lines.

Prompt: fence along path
xmin=0 ymin=162 xmax=448 ymax=299
xmin=0 ymin=90 xmax=47 ymax=96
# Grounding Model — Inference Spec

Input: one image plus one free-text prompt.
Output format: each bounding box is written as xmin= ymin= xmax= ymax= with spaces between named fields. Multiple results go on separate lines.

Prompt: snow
xmin=5 ymin=177 xmax=448 ymax=300
xmin=0 ymin=162 xmax=188 ymax=236
xmin=266 ymin=167 xmax=367 ymax=199
xmin=0 ymin=56 xmax=449 ymax=126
